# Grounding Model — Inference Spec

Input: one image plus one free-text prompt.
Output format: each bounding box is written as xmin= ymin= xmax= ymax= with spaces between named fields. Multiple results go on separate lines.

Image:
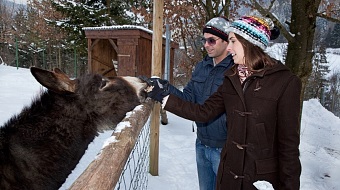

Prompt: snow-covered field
xmin=1 ymin=57 xmax=340 ymax=189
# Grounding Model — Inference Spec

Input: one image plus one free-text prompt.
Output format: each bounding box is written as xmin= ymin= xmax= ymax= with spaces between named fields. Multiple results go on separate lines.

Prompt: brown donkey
xmin=0 ymin=67 xmax=148 ymax=190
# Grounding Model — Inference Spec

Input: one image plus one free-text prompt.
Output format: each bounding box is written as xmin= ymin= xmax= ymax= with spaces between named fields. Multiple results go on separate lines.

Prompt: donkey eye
xmin=100 ymin=79 xmax=108 ymax=89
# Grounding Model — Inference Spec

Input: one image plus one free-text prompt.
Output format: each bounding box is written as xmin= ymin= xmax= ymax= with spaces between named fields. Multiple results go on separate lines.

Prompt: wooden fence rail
xmin=69 ymin=100 xmax=154 ymax=190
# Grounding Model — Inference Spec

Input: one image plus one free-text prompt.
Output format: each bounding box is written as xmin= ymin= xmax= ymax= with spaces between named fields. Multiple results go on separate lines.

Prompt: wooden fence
xmin=68 ymin=100 xmax=154 ymax=189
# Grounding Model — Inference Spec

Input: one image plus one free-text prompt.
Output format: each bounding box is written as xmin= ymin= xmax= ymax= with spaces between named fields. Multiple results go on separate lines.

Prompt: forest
xmin=0 ymin=0 xmax=340 ymax=117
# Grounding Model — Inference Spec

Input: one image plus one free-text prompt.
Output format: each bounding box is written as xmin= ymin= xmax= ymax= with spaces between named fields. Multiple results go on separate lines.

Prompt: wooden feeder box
xmin=83 ymin=25 xmax=178 ymax=82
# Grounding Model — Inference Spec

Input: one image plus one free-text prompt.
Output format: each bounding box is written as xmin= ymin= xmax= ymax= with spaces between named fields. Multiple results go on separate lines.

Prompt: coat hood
xmin=225 ymin=59 xmax=291 ymax=79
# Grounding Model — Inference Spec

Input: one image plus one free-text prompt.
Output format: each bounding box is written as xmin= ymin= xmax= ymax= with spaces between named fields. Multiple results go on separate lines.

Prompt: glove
xmin=148 ymin=78 xmax=169 ymax=87
xmin=139 ymin=76 xmax=170 ymax=103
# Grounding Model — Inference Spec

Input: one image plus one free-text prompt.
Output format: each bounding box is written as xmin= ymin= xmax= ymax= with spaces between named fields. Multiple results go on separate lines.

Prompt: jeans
xmin=196 ymin=138 xmax=222 ymax=190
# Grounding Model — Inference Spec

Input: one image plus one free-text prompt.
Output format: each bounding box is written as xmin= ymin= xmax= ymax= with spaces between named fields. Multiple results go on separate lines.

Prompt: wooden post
xmin=149 ymin=0 xmax=164 ymax=176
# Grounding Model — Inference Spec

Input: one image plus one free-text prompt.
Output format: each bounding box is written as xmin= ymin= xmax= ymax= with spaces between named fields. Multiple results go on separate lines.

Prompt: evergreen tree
xmin=304 ymin=45 xmax=330 ymax=102
xmin=48 ymin=0 xmax=137 ymax=55
xmin=103 ymin=0 xmax=136 ymax=25
xmin=49 ymin=0 xmax=108 ymax=53
xmin=324 ymin=72 xmax=340 ymax=117
xmin=325 ymin=23 xmax=340 ymax=48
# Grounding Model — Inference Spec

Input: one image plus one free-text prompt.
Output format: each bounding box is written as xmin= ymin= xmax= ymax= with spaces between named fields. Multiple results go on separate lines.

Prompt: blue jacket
xmin=168 ymin=54 xmax=234 ymax=148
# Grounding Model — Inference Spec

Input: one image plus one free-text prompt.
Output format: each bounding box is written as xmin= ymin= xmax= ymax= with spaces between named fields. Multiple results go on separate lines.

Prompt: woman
xmin=147 ymin=15 xmax=301 ymax=190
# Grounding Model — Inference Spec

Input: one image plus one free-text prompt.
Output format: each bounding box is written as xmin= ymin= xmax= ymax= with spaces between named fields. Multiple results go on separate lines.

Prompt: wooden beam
xmin=90 ymin=39 xmax=100 ymax=50
xmin=69 ymin=101 xmax=153 ymax=189
xmin=87 ymin=38 xmax=92 ymax=73
xmin=149 ymin=0 xmax=164 ymax=176
xmin=108 ymin=38 xmax=118 ymax=52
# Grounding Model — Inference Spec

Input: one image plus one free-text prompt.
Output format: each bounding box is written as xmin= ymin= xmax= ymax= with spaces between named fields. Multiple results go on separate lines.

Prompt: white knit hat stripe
xmin=228 ymin=27 xmax=267 ymax=50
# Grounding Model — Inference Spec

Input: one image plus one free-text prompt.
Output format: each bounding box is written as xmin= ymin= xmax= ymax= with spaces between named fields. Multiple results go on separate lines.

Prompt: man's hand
xmin=139 ymin=76 xmax=170 ymax=103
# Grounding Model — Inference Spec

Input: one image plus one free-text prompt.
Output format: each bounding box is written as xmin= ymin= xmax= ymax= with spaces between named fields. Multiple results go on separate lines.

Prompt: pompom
xmin=270 ymin=26 xmax=280 ymax=40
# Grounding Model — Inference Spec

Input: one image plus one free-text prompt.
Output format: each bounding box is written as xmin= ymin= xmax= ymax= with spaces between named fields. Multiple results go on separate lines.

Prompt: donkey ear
xmin=30 ymin=67 xmax=76 ymax=94
xmin=53 ymin=68 xmax=67 ymax=76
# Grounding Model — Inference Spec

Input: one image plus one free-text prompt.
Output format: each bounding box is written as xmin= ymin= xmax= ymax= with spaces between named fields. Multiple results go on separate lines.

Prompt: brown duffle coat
xmin=165 ymin=62 xmax=302 ymax=190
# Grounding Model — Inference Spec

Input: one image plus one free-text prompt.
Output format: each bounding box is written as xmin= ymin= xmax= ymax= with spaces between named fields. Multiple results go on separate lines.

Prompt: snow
xmin=1 ymin=64 xmax=340 ymax=190
xmin=9 ymin=0 xmax=26 ymax=5
xmin=83 ymin=25 xmax=154 ymax=36
xmin=266 ymin=44 xmax=340 ymax=78
xmin=253 ymin=181 xmax=274 ymax=190
xmin=326 ymin=49 xmax=340 ymax=76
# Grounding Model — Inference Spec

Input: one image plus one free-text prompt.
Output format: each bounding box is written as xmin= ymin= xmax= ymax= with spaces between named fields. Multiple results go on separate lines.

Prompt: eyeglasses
xmin=201 ymin=37 xmax=221 ymax=46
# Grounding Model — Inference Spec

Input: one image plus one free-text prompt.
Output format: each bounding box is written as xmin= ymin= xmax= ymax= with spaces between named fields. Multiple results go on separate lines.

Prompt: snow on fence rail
xmin=114 ymin=117 xmax=150 ymax=190
xmin=69 ymin=100 xmax=153 ymax=190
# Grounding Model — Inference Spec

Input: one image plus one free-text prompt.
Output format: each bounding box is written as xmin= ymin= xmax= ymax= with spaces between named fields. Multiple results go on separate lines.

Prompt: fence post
xmin=74 ymin=47 xmax=77 ymax=78
xmin=149 ymin=0 xmax=164 ymax=176
xmin=164 ymin=22 xmax=170 ymax=80
xmin=16 ymin=37 xmax=19 ymax=69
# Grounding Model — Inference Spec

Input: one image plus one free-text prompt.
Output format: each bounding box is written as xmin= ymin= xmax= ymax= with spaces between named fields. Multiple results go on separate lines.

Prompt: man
xmin=156 ymin=17 xmax=233 ymax=190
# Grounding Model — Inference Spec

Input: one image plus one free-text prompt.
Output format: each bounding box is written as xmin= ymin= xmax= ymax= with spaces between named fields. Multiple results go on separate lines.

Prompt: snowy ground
xmin=1 ymin=64 xmax=340 ymax=190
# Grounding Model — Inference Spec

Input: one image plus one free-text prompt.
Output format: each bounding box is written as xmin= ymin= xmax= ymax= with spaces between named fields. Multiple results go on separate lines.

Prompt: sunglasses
xmin=201 ymin=37 xmax=221 ymax=46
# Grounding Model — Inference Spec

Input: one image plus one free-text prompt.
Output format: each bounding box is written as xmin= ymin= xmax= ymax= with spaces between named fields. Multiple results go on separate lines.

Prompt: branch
xmin=316 ymin=12 xmax=340 ymax=23
xmin=218 ymin=0 xmax=230 ymax=17
xmin=268 ymin=0 xmax=275 ymax=10
xmin=252 ymin=0 xmax=295 ymax=43
xmin=199 ymin=0 xmax=210 ymax=21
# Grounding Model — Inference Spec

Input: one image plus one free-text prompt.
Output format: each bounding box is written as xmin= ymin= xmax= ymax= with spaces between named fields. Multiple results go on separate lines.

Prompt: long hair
xmin=235 ymin=33 xmax=276 ymax=71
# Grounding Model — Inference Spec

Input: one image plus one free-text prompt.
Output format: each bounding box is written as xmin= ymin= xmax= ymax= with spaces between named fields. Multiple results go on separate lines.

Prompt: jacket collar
xmin=203 ymin=54 xmax=234 ymax=68
xmin=252 ymin=61 xmax=289 ymax=78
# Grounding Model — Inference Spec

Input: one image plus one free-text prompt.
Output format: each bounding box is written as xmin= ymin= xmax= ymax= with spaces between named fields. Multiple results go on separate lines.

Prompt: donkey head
xmin=30 ymin=67 xmax=148 ymax=100
xmin=30 ymin=67 xmax=149 ymax=127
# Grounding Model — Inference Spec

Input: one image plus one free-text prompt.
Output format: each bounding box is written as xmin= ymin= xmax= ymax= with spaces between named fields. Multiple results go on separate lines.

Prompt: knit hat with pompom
xmin=226 ymin=15 xmax=280 ymax=50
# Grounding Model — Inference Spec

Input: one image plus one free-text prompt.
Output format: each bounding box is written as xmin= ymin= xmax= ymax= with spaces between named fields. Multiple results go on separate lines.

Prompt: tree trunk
xmin=285 ymin=0 xmax=321 ymax=128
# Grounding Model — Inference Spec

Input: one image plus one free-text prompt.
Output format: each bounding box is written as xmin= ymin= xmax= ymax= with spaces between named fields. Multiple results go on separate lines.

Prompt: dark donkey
xmin=0 ymin=67 xmax=149 ymax=190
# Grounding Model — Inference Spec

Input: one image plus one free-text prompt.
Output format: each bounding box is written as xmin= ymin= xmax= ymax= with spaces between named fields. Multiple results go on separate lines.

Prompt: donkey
xmin=0 ymin=67 xmax=149 ymax=190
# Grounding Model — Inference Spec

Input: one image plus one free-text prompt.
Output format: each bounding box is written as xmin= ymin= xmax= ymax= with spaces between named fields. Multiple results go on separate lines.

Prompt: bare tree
xmin=0 ymin=0 xmax=17 ymax=64
xmin=251 ymin=0 xmax=340 ymax=126
xmin=132 ymin=0 xmax=241 ymax=84
xmin=25 ymin=0 xmax=66 ymax=69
